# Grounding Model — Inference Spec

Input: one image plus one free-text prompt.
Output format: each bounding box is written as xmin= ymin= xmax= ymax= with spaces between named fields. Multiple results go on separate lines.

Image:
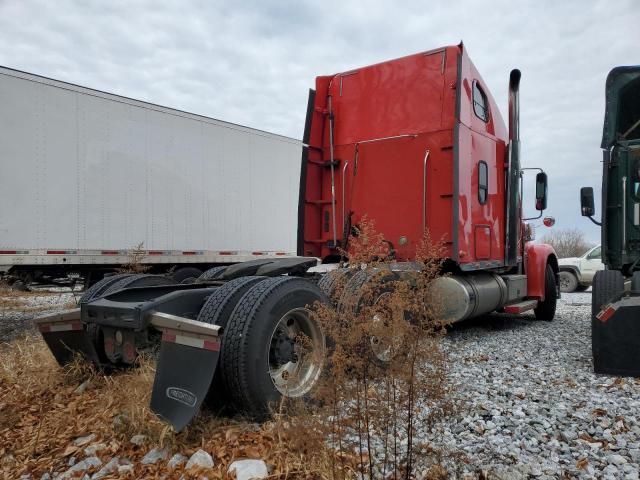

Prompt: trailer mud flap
xmin=35 ymin=309 xmax=100 ymax=365
xmin=594 ymin=296 xmax=640 ymax=377
xmin=149 ymin=312 xmax=222 ymax=431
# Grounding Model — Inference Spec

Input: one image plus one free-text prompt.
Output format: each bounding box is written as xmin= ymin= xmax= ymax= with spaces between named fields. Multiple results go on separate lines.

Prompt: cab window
xmin=473 ymin=81 xmax=489 ymax=122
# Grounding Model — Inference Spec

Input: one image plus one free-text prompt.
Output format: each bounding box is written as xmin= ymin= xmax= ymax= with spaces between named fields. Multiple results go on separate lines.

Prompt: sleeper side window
xmin=473 ymin=81 xmax=489 ymax=122
xmin=478 ymin=161 xmax=488 ymax=204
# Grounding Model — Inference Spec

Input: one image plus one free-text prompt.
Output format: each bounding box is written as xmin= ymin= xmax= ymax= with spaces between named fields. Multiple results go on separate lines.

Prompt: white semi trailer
xmin=0 ymin=66 xmax=302 ymax=286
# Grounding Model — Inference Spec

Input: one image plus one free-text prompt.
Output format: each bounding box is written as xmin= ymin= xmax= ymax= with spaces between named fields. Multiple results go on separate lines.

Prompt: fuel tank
xmin=430 ymin=273 xmax=508 ymax=322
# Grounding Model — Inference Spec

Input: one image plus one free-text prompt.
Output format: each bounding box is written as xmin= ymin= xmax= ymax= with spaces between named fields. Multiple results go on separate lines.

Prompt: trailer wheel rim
xmin=268 ymin=308 xmax=325 ymax=397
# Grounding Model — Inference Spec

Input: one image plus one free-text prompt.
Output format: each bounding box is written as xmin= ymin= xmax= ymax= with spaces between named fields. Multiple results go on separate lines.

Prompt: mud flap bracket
xmin=149 ymin=312 xmax=222 ymax=431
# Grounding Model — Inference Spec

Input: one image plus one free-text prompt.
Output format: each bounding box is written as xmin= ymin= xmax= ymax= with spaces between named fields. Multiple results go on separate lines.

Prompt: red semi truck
xmin=37 ymin=43 xmax=558 ymax=430
xmin=301 ymin=43 xmax=558 ymax=321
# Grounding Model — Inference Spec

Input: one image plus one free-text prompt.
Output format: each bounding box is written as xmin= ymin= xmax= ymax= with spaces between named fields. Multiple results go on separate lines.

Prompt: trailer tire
xmin=317 ymin=268 xmax=352 ymax=303
xmin=102 ymin=274 xmax=176 ymax=296
xmin=558 ymin=271 xmax=578 ymax=293
xmin=79 ymin=274 xmax=133 ymax=304
xmin=171 ymin=267 xmax=203 ymax=283
xmin=197 ymin=266 xmax=228 ymax=282
xmin=219 ymin=277 xmax=327 ymax=418
xmin=534 ymin=264 xmax=557 ymax=321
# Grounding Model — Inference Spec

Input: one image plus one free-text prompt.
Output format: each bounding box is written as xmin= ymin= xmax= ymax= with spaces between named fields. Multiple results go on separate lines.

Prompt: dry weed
xmin=275 ymin=216 xmax=456 ymax=478
xmin=117 ymin=242 xmax=151 ymax=274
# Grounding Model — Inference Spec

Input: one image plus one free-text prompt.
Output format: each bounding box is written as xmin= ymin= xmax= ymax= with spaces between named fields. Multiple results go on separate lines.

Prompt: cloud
xmin=0 ymin=0 xmax=637 ymax=243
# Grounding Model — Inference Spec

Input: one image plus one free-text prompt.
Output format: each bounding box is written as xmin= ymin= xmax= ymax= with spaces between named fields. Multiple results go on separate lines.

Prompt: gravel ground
xmin=2 ymin=288 xmax=639 ymax=479
xmin=432 ymin=291 xmax=640 ymax=479
xmin=0 ymin=288 xmax=78 ymax=342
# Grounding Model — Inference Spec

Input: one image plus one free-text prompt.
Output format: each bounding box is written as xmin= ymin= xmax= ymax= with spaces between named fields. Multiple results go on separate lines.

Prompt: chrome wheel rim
xmin=369 ymin=292 xmax=395 ymax=363
xmin=268 ymin=308 xmax=325 ymax=397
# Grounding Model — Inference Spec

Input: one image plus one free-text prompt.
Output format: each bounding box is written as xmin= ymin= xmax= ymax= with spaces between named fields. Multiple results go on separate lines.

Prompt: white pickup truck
xmin=558 ymin=245 xmax=604 ymax=292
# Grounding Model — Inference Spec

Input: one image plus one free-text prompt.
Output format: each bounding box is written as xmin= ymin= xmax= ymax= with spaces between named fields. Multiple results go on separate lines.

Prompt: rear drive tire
xmin=219 ymin=277 xmax=327 ymax=418
xmin=558 ymin=271 xmax=578 ymax=293
xmin=171 ymin=267 xmax=203 ymax=283
xmin=197 ymin=276 xmax=268 ymax=328
xmin=78 ymin=273 xmax=133 ymax=364
xmin=197 ymin=276 xmax=269 ymax=411
xmin=102 ymin=274 xmax=176 ymax=295
xmin=197 ymin=266 xmax=228 ymax=282
xmin=534 ymin=264 xmax=557 ymax=321
xmin=79 ymin=273 xmax=132 ymax=304
xmin=84 ymin=274 xmax=177 ymax=364
xmin=338 ymin=268 xmax=402 ymax=364
xmin=317 ymin=268 xmax=353 ymax=304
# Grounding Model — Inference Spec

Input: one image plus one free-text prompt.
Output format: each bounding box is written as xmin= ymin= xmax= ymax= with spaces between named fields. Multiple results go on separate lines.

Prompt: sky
xmin=0 ymin=0 xmax=637 ymax=243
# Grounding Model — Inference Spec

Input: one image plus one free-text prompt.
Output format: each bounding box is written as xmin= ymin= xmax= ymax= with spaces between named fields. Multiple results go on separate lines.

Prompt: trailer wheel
xmin=558 ymin=271 xmax=578 ymax=293
xmin=197 ymin=266 xmax=228 ymax=282
xmin=79 ymin=273 xmax=132 ymax=304
xmin=171 ymin=267 xmax=203 ymax=283
xmin=219 ymin=277 xmax=327 ymax=418
xmin=317 ymin=268 xmax=353 ymax=303
xmin=534 ymin=264 xmax=558 ymax=321
xmin=102 ymin=274 xmax=177 ymax=296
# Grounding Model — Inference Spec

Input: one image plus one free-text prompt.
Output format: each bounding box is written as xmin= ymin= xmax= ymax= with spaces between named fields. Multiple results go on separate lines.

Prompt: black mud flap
xmin=34 ymin=309 xmax=101 ymax=365
xmin=149 ymin=312 xmax=222 ymax=431
xmin=593 ymin=296 xmax=640 ymax=377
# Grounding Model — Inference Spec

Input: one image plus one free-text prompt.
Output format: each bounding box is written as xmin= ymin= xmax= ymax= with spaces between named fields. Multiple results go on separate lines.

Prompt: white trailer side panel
xmin=0 ymin=67 xmax=301 ymax=255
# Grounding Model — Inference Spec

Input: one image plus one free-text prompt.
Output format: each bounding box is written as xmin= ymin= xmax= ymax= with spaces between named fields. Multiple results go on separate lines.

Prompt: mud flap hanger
xmin=149 ymin=312 xmax=222 ymax=432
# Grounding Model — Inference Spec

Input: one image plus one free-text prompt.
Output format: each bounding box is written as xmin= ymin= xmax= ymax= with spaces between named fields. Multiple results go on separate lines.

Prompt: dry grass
xmin=0 ymin=221 xmax=459 ymax=479
xmin=0 ymin=335 xmax=341 ymax=479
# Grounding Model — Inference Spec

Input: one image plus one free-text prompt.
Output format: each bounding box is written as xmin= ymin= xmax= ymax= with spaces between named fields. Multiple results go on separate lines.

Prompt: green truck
xmin=581 ymin=65 xmax=640 ymax=377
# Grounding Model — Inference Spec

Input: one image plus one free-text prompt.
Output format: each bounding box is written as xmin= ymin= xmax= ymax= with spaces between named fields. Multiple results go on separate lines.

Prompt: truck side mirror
xmin=535 ymin=172 xmax=548 ymax=211
xmin=580 ymin=187 xmax=595 ymax=217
